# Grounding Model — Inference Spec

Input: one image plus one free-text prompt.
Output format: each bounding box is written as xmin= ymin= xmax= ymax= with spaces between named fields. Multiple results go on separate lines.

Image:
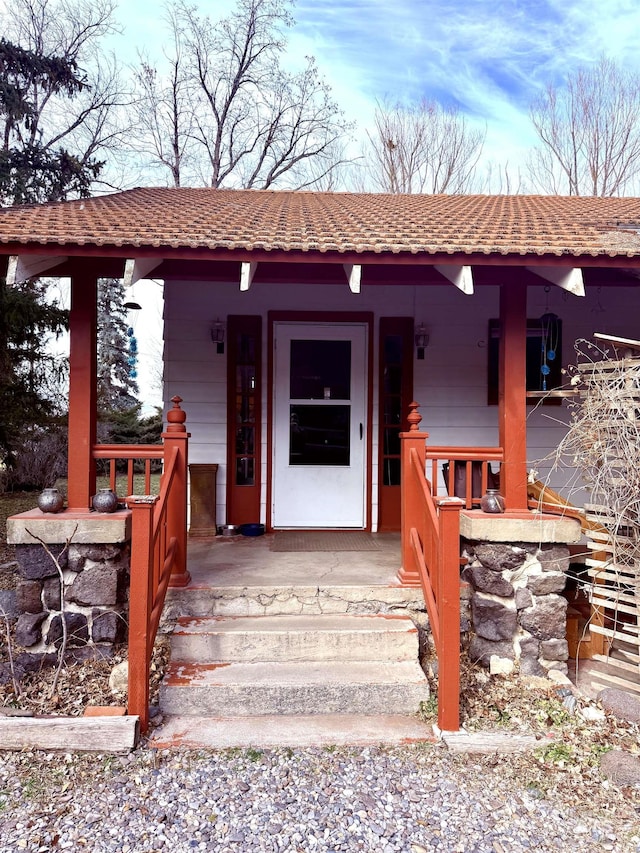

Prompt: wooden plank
xmin=591 ymin=589 xmax=640 ymax=607
xmin=591 ymin=624 xmax=640 ymax=643
xmin=593 ymin=654 xmax=640 ymax=673
xmin=0 ymin=715 xmax=140 ymax=752
xmin=586 ymin=564 xmax=639 ymax=581
xmin=589 ymin=670 xmax=640 ymax=695
xmin=591 ymin=600 xmax=639 ymax=619
xmin=442 ymin=730 xmax=542 ymax=754
xmin=593 ymin=332 xmax=640 ymax=350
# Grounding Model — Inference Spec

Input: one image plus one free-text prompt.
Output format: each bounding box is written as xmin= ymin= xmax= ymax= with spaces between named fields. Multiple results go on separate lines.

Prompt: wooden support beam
xmin=498 ymin=282 xmax=528 ymax=510
xmin=434 ymin=264 xmax=474 ymax=294
xmin=6 ymin=254 xmax=67 ymax=285
xmin=240 ymin=261 xmax=258 ymax=291
xmin=123 ymin=257 xmax=163 ymax=287
xmin=526 ymin=265 xmax=584 ymax=296
xmin=67 ymin=274 xmax=97 ymax=509
xmin=343 ymin=263 xmax=362 ymax=294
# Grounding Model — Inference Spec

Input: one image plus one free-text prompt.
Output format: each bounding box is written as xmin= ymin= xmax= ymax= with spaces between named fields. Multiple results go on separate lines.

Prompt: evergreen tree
xmin=97 ymin=278 xmax=139 ymax=413
xmin=0 ymin=277 xmax=68 ymax=477
xmin=0 ymin=37 xmax=103 ymax=205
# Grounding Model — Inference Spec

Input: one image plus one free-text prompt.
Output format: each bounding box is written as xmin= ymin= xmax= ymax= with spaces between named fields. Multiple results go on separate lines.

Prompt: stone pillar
xmin=459 ymin=511 xmax=581 ymax=676
xmin=7 ymin=509 xmax=131 ymax=658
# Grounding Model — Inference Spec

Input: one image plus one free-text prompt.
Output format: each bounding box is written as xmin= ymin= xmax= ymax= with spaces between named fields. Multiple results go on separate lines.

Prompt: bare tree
xmin=2 ymin=0 xmax=132 ymax=194
xmin=362 ymin=99 xmax=485 ymax=194
xmin=528 ymin=56 xmax=640 ymax=196
xmin=129 ymin=5 xmax=194 ymax=187
xmin=133 ymin=0 xmax=352 ymax=190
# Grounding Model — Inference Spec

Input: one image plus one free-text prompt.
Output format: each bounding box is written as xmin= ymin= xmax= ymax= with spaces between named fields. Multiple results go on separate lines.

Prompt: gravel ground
xmin=0 ymin=743 xmax=639 ymax=853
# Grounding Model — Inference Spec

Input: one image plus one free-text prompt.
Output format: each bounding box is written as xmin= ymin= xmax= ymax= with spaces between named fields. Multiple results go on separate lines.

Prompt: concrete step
xmin=159 ymin=660 xmax=430 ymax=716
xmin=164 ymin=583 xmax=424 ymax=619
xmin=170 ymin=614 xmax=419 ymax=663
xmin=149 ymin=713 xmax=435 ymax=749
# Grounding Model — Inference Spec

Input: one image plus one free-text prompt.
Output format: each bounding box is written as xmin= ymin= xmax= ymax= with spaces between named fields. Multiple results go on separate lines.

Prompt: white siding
xmin=163 ymin=277 xmax=640 ymax=523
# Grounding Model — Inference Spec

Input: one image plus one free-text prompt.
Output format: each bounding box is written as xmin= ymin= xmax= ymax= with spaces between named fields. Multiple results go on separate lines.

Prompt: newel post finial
xmin=166 ymin=395 xmax=187 ymax=433
xmin=407 ymin=401 xmax=422 ymax=432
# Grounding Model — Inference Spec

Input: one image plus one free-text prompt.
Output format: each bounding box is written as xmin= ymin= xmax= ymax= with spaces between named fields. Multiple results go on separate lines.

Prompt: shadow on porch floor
xmin=184 ymin=532 xmax=403 ymax=588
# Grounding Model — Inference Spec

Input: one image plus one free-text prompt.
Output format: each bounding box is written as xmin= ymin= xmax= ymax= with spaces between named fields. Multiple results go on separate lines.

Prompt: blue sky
xmin=106 ymin=0 xmax=640 ymax=403
xmin=112 ymin=0 xmax=640 ymax=183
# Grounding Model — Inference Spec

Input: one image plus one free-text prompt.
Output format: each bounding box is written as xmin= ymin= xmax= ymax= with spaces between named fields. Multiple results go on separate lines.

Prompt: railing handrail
xmin=153 ymin=444 xmax=180 ymax=529
xmin=410 ymin=447 xmax=440 ymax=534
xmin=92 ymin=443 xmax=164 ymax=460
xmin=400 ymin=403 xmax=462 ymax=731
xmin=125 ymin=396 xmax=189 ymax=733
xmin=426 ymin=446 xmax=504 ymax=462
xmin=426 ymin=445 xmax=504 ymax=510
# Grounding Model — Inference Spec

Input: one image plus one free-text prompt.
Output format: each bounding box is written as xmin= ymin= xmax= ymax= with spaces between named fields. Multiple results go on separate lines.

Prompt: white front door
xmin=272 ymin=322 xmax=368 ymax=528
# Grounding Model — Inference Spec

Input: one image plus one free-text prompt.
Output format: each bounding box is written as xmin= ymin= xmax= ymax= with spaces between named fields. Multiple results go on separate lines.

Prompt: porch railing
xmin=400 ymin=403 xmax=463 ymax=731
xmin=91 ymin=444 xmax=164 ymax=496
xmin=426 ymin=446 xmax=505 ymax=509
xmin=98 ymin=396 xmax=189 ymax=733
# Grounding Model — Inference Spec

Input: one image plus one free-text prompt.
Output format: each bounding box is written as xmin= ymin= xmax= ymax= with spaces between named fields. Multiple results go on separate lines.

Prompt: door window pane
xmin=289 ymin=404 xmax=350 ymax=466
xmin=236 ymin=457 xmax=254 ymax=485
xmin=290 ymin=340 xmax=351 ymax=400
xmin=383 ymin=458 xmax=401 ymax=486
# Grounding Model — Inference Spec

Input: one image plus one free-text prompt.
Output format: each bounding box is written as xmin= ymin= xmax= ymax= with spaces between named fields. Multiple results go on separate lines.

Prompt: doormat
xmin=271 ymin=531 xmax=381 ymax=552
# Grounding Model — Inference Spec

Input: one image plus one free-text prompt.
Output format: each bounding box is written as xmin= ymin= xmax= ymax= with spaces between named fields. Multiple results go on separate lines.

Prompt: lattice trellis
xmin=557 ymin=334 xmax=640 ymax=693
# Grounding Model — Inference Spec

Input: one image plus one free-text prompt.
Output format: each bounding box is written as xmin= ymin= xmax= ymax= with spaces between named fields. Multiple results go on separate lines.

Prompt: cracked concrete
xmin=164 ymin=533 xmax=425 ymax=621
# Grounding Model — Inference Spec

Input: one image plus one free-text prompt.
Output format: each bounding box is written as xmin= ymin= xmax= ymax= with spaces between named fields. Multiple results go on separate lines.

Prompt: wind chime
xmin=539 ymin=287 xmax=560 ymax=391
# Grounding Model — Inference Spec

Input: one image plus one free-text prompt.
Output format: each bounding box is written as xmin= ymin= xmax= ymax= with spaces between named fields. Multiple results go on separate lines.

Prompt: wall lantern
xmin=414 ymin=323 xmax=430 ymax=360
xmin=210 ymin=318 xmax=226 ymax=353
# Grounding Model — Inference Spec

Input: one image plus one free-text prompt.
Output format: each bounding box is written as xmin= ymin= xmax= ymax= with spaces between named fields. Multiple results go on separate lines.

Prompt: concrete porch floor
xmin=183 ymin=532 xmax=403 ymax=588
xmin=164 ymin=532 xmax=421 ymax=620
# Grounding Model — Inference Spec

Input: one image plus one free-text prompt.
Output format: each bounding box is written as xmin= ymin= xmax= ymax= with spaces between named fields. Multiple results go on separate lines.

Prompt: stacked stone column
xmin=7 ymin=511 xmax=131 ymax=660
xmin=458 ymin=513 xmax=581 ymax=677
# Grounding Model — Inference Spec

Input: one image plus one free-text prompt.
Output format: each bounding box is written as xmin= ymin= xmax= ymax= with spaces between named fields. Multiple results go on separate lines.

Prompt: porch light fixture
xmin=123 ymin=284 xmax=141 ymax=311
xmin=414 ymin=324 xmax=430 ymax=360
xmin=210 ymin=318 xmax=226 ymax=354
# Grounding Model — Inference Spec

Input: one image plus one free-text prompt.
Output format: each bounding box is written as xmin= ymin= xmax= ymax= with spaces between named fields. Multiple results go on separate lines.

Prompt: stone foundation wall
xmin=463 ymin=539 xmax=570 ymax=676
xmin=7 ymin=511 xmax=132 ymax=658
xmin=13 ymin=542 xmax=129 ymax=655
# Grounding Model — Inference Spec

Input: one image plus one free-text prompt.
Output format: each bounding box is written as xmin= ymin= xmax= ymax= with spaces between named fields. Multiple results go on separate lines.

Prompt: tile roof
xmin=2 ymin=187 xmax=640 ymax=259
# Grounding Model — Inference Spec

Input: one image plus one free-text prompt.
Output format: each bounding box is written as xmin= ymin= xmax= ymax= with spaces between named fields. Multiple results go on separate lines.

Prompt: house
xmin=3 ymin=189 xmax=640 ymax=733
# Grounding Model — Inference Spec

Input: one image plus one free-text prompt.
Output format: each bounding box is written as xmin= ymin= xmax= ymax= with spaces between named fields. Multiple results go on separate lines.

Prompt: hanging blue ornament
xmin=541 ymin=364 xmax=551 ymax=375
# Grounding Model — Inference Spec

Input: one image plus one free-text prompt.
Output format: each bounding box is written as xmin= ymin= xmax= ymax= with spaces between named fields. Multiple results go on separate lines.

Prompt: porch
xmin=5 ymin=189 xmax=640 ymax=738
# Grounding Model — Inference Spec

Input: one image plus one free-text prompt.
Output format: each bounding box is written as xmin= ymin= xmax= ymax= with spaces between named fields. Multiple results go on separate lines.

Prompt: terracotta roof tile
xmin=1 ymin=187 xmax=640 ymax=258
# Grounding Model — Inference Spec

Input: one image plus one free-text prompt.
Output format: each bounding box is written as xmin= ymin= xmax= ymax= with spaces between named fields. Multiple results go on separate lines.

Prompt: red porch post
xmin=164 ymin=396 xmax=191 ymax=587
xmin=126 ymin=496 xmax=156 ymax=732
xmin=67 ymin=274 xmax=97 ymax=509
xmin=437 ymin=498 xmax=462 ymax=731
xmin=498 ymin=281 xmax=528 ymax=510
xmin=398 ymin=402 xmax=428 ymax=586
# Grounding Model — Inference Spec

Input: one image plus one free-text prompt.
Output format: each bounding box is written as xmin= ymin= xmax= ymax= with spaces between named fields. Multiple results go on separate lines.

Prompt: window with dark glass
xmin=288 ymin=338 xmax=352 ymax=467
xmin=234 ymin=331 xmax=258 ymax=485
xmin=487 ymin=316 xmax=563 ymax=405
xmin=381 ymin=333 xmax=404 ymax=486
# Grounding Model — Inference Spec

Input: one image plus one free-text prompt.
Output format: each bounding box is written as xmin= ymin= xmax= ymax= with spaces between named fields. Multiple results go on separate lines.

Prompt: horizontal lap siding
xmin=164 ymin=278 xmax=640 ymax=523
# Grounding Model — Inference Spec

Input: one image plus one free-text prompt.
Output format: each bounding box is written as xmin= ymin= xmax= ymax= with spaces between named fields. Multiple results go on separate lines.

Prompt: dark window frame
xmin=487 ymin=317 xmax=563 ymax=405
